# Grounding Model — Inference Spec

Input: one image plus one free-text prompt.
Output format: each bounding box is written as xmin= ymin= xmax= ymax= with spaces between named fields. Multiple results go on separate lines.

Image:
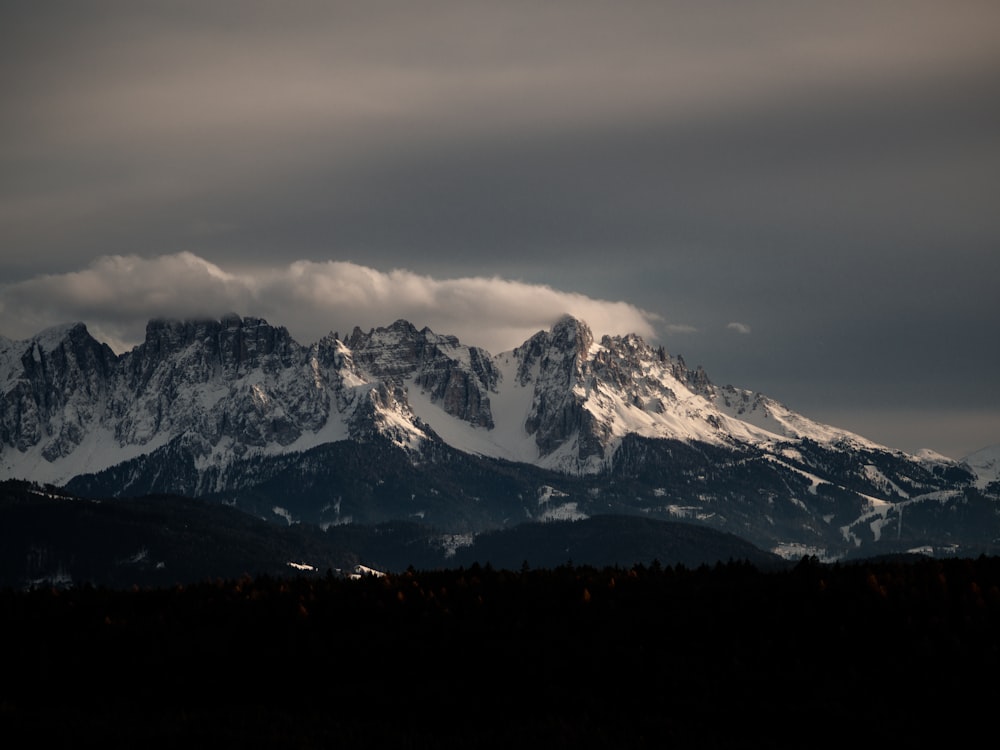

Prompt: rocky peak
xmin=142 ymin=317 xmax=216 ymax=354
xmin=126 ymin=315 xmax=302 ymax=390
xmin=670 ymin=354 xmax=712 ymax=397
xmin=312 ymin=331 xmax=349 ymax=368
xmin=550 ymin=315 xmax=594 ymax=357
xmin=346 ymin=320 xmax=498 ymax=428
xmin=347 ymin=319 xmax=427 ymax=380
xmin=516 ymin=316 xmax=607 ymax=461
xmin=13 ymin=322 xmax=116 ymax=391
xmin=215 ymin=315 xmax=299 ymax=374
xmin=515 ymin=315 xmax=593 ymax=387
xmin=0 ymin=322 xmax=117 ymax=459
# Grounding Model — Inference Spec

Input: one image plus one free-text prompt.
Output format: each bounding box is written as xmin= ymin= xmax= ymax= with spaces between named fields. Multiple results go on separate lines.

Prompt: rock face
xmin=1 ymin=315 xmax=508 ymax=485
xmin=0 ymin=323 xmax=117 ymax=460
xmin=113 ymin=316 xmax=322 ymax=451
xmin=0 ymin=313 xmax=989 ymax=560
xmin=347 ymin=320 xmax=498 ymax=429
xmin=517 ymin=316 xmax=602 ymax=460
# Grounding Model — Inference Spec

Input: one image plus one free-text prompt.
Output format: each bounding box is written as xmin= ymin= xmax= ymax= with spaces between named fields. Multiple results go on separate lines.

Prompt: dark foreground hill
xmin=3 ymin=557 xmax=1000 ymax=748
xmin=450 ymin=513 xmax=784 ymax=570
xmin=0 ymin=480 xmax=782 ymax=587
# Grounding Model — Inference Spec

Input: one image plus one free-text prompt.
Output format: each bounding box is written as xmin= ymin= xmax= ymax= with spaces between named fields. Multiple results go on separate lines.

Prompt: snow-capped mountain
xmin=1 ymin=314 xmax=991 ymax=559
xmin=0 ymin=313 xmax=889 ymax=481
xmin=1 ymin=315 xmax=427 ymax=487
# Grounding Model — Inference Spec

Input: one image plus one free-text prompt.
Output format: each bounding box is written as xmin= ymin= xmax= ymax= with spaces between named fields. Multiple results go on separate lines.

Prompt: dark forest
xmin=3 ymin=555 xmax=999 ymax=748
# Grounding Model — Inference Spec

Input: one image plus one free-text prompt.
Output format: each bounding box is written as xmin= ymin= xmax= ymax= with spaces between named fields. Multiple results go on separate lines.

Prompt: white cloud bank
xmin=0 ymin=252 xmax=661 ymax=354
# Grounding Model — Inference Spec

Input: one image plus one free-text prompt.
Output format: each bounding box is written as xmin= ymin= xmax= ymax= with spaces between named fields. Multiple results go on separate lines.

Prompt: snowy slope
xmin=406 ymin=316 xmax=891 ymax=474
xmin=962 ymin=445 xmax=1000 ymax=489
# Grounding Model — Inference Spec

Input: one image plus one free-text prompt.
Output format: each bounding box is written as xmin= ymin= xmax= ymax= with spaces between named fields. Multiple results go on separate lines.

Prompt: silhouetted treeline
xmin=3 ymin=556 xmax=1000 ymax=748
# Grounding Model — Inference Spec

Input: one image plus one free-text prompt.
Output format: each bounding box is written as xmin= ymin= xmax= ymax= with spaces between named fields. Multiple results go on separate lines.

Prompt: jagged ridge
xmin=1 ymin=313 xmax=988 ymax=560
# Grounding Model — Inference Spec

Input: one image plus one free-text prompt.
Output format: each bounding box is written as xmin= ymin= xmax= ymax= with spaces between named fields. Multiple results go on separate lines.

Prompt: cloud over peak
xmin=0 ymin=253 xmax=660 ymax=354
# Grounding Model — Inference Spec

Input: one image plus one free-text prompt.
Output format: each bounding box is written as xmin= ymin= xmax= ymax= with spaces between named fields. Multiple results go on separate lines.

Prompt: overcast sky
xmin=2 ymin=1 xmax=998 ymax=459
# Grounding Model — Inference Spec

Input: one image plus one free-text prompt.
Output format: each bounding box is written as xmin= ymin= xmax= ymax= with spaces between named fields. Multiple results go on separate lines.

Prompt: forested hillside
xmin=3 ymin=556 xmax=999 ymax=747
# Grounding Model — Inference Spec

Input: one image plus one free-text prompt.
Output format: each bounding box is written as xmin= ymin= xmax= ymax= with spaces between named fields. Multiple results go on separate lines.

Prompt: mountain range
xmin=2 ymin=313 xmax=997 ymax=579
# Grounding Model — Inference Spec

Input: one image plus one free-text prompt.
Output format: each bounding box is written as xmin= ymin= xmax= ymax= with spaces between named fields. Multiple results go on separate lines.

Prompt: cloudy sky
xmin=2 ymin=1 xmax=998 ymax=459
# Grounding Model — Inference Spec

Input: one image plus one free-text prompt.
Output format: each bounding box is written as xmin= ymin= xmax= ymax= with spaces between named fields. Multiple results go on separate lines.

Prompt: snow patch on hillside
xmin=405 ymin=354 xmax=540 ymax=464
xmin=1 ymin=427 xmax=171 ymax=486
xmin=962 ymin=445 xmax=1000 ymax=489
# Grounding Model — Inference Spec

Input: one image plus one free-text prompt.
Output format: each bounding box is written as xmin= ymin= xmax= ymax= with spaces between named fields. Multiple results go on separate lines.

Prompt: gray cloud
xmin=0 ymin=253 xmax=660 ymax=354
xmin=1 ymin=1 xmax=998 ymax=459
